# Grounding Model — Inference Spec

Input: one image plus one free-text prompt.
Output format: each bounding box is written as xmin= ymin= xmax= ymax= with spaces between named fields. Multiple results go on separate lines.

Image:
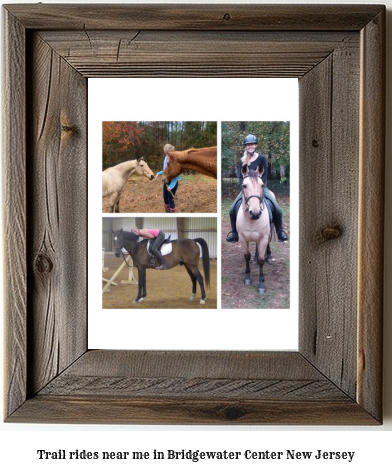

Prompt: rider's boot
xmin=155 ymin=252 xmax=167 ymax=270
xmin=226 ymin=212 xmax=238 ymax=243
xmin=274 ymin=213 xmax=289 ymax=242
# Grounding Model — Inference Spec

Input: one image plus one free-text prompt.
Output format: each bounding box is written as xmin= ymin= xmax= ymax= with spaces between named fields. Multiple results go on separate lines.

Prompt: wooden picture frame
xmin=3 ymin=4 xmax=385 ymax=424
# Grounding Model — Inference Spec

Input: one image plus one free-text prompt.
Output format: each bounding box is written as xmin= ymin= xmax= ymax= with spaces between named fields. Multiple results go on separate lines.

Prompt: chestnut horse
xmin=236 ymin=163 xmax=271 ymax=294
xmin=102 ymin=157 xmax=154 ymax=212
xmin=113 ymin=229 xmax=210 ymax=304
xmin=162 ymin=146 xmax=217 ymax=183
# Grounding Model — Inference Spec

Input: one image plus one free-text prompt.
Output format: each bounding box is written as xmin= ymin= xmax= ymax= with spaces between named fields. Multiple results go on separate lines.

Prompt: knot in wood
xmin=223 ymin=405 xmax=244 ymax=420
xmin=223 ymin=12 xmax=231 ymax=21
xmin=61 ymin=124 xmax=77 ymax=133
xmin=314 ymin=225 xmax=342 ymax=245
xmin=312 ymin=139 xmax=319 ymax=148
xmin=34 ymin=253 xmax=53 ymax=274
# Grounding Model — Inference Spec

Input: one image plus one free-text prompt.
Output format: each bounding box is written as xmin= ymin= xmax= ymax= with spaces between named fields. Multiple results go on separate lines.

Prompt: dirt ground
xmin=221 ymin=195 xmax=290 ymax=309
xmin=102 ymin=173 xmax=217 ymax=213
xmin=103 ymin=253 xmax=217 ymax=309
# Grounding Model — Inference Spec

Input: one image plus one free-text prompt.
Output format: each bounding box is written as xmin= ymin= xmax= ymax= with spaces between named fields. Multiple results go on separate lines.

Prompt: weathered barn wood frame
xmin=3 ymin=4 xmax=385 ymax=424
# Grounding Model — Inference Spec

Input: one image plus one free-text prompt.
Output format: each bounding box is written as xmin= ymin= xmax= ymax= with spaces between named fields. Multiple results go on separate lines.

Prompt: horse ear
xmin=242 ymin=163 xmax=249 ymax=177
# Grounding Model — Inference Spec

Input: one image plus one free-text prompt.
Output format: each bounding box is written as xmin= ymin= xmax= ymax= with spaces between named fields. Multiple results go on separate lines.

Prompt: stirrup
xmin=156 ymin=263 xmax=167 ymax=270
xmin=278 ymin=230 xmax=289 ymax=242
xmin=226 ymin=231 xmax=238 ymax=243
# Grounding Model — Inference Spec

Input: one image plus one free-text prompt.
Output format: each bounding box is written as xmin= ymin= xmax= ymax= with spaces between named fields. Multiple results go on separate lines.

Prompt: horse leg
xmin=187 ymin=265 xmax=206 ymax=304
xmin=254 ymin=244 xmax=272 ymax=264
xmin=184 ymin=265 xmax=198 ymax=302
xmin=134 ymin=267 xmax=146 ymax=303
xmin=109 ymin=192 xmax=118 ymax=213
xmin=257 ymin=256 xmax=266 ymax=295
xmin=257 ymin=239 xmax=269 ymax=294
xmin=244 ymin=251 xmax=251 ymax=286
xmin=114 ymin=191 xmax=122 ymax=213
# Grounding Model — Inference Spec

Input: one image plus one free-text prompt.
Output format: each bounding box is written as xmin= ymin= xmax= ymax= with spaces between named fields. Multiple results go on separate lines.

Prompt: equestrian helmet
xmin=243 ymin=134 xmax=258 ymax=145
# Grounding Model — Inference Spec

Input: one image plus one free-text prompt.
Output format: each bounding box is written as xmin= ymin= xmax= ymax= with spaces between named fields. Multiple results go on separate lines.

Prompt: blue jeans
xmin=163 ymin=182 xmax=178 ymax=209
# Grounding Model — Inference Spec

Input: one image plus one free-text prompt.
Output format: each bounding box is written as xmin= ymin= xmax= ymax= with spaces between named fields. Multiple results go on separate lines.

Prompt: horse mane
xmin=246 ymin=169 xmax=262 ymax=185
xmin=122 ymin=230 xmax=138 ymax=242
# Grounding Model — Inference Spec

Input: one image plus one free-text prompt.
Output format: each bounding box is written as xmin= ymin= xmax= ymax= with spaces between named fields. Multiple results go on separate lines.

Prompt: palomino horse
xmin=102 ymin=157 xmax=154 ymax=212
xmin=162 ymin=146 xmax=217 ymax=183
xmin=113 ymin=229 xmax=210 ymax=304
xmin=236 ymin=163 xmax=271 ymax=294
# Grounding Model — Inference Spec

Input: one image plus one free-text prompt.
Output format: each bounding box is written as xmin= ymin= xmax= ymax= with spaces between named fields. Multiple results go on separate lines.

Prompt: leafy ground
xmin=102 ymin=173 xmax=217 ymax=213
xmin=221 ymin=185 xmax=290 ymax=309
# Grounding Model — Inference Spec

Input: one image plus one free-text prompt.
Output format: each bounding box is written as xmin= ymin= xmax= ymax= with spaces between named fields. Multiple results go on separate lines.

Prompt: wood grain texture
xmin=2 ymin=4 xmax=385 ymax=425
xmin=357 ymin=9 xmax=385 ymax=421
xmin=2 ymin=8 xmax=27 ymax=419
xmin=10 ymin=396 xmax=377 ymax=425
xmin=26 ymin=33 xmax=87 ymax=396
xmin=38 ymin=30 xmax=358 ymax=78
xmin=4 ymin=4 xmax=384 ymax=31
xmin=299 ymin=41 xmax=360 ymax=399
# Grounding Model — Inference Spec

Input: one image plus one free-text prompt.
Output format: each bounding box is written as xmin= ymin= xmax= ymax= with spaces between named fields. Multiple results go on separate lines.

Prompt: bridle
xmin=242 ymin=175 xmax=265 ymax=212
xmin=113 ymin=234 xmax=133 ymax=267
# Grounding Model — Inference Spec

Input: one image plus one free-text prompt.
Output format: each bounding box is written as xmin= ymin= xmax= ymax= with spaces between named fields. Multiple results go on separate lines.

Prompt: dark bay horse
xmin=113 ymin=229 xmax=210 ymax=304
xmin=236 ymin=163 xmax=271 ymax=294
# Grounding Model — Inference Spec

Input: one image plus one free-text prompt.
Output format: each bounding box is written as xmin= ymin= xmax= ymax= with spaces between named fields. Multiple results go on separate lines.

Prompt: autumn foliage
xmin=102 ymin=121 xmax=144 ymax=169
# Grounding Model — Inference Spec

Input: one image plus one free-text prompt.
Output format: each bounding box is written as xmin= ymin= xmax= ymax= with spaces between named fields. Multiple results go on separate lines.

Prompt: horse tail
xmin=194 ymin=238 xmax=210 ymax=288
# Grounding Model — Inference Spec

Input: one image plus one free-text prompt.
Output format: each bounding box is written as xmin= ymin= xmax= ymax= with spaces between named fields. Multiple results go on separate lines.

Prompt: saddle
xmin=234 ymin=197 xmax=274 ymax=224
xmin=146 ymin=235 xmax=172 ymax=257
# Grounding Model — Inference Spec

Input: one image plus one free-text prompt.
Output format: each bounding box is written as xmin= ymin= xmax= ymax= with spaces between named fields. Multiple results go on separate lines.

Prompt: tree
xmin=102 ymin=122 xmax=144 ymax=169
xmin=221 ymin=121 xmax=290 ymax=180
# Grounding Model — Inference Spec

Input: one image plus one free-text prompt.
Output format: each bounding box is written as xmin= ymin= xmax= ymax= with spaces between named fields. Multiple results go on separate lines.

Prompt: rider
xmin=131 ymin=227 xmax=167 ymax=270
xmin=226 ymin=133 xmax=289 ymax=244
xmin=155 ymin=143 xmax=180 ymax=213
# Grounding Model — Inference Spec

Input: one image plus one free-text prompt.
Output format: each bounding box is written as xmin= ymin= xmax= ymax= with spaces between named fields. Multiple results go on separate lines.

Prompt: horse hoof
xmin=189 ymin=293 xmax=196 ymax=302
xmin=200 ymin=299 xmax=206 ymax=305
xmin=244 ymin=279 xmax=251 ymax=286
xmin=258 ymin=288 xmax=266 ymax=295
xmin=133 ymin=298 xmax=144 ymax=304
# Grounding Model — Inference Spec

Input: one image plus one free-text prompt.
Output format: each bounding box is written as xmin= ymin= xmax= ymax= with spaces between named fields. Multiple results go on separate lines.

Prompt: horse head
xmin=113 ymin=228 xmax=139 ymax=256
xmin=162 ymin=159 xmax=182 ymax=184
xmin=112 ymin=229 xmax=125 ymax=257
xmin=136 ymin=157 xmax=154 ymax=180
xmin=241 ymin=163 xmax=265 ymax=220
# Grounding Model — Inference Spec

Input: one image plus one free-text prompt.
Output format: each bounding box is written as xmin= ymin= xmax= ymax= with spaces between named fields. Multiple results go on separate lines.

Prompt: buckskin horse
xmin=236 ymin=163 xmax=271 ymax=294
xmin=102 ymin=157 xmax=154 ymax=212
xmin=113 ymin=229 xmax=210 ymax=304
xmin=162 ymin=146 xmax=217 ymax=183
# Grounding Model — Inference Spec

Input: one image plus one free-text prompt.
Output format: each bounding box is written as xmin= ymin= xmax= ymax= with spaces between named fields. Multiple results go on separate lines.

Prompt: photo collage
xmin=101 ymin=121 xmax=291 ymax=311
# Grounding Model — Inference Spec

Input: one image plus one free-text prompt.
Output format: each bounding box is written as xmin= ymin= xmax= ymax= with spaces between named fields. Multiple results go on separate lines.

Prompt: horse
xmin=102 ymin=157 xmax=154 ymax=213
xmin=112 ymin=229 xmax=211 ymax=304
xmin=162 ymin=146 xmax=217 ymax=183
xmin=236 ymin=163 xmax=271 ymax=295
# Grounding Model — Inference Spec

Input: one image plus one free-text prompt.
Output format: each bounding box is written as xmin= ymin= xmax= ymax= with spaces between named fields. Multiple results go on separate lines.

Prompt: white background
xmin=89 ymin=77 xmax=299 ymax=351
xmin=1 ymin=0 xmax=391 ymax=472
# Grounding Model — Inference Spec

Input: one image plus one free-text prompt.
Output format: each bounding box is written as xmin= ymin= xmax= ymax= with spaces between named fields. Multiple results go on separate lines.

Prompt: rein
xmin=114 ymin=247 xmax=133 ymax=267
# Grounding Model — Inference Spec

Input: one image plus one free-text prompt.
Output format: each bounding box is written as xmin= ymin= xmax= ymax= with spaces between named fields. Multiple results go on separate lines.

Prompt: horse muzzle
xmin=114 ymin=250 xmax=122 ymax=258
xmin=149 ymin=175 xmax=154 ymax=180
xmin=249 ymin=210 xmax=261 ymax=220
